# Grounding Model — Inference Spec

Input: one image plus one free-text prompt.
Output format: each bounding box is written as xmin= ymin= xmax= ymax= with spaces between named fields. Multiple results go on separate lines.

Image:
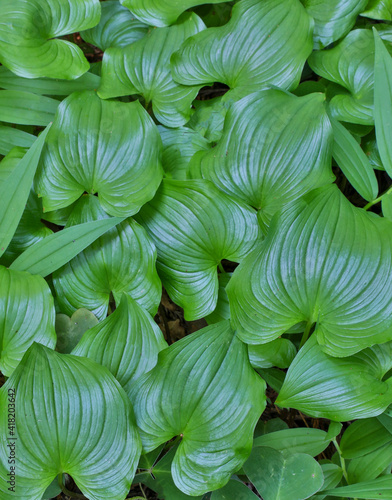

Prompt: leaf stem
xmin=218 ymin=261 xmax=226 ymax=274
xmin=299 ymin=320 xmax=313 ymax=348
xmin=58 ymin=473 xmax=85 ymax=499
xmin=332 ymin=438 xmax=349 ymax=485
xmin=364 ymin=185 xmax=392 ymax=210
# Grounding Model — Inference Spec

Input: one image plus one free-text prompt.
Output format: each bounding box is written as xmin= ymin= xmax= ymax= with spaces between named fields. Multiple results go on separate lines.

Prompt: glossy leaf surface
xmin=362 ymin=0 xmax=392 ymax=19
xmin=0 ymin=91 xmax=58 ymax=126
xmin=248 ymin=339 xmax=297 ymax=370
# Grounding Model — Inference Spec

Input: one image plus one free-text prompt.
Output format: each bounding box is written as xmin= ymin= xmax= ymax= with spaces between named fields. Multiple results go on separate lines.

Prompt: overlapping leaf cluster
xmin=1 ymin=0 xmax=392 ymax=499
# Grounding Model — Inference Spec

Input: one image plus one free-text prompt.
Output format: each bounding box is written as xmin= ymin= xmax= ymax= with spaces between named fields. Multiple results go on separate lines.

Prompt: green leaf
xmin=382 ymin=190 xmax=392 ymax=220
xmin=303 ymin=0 xmax=368 ymax=48
xmin=228 ymin=185 xmax=392 ymax=357
xmin=243 ymin=447 xmax=324 ymax=500
xmin=340 ymin=418 xmax=392 ymax=459
xmin=0 ymin=266 xmax=56 ymax=377
xmin=41 ymin=478 xmax=62 ymax=500
xmin=99 ymin=13 xmax=205 ymax=127
xmin=0 ymin=66 xmax=100 ymax=95
xmin=248 ymin=339 xmax=297 ymax=370
xmin=129 ymin=321 xmax=266 ymax=495
xmin=171 ymin=0 xmax=313 ymax=93
xmin=120 ymin=0 xmax=226 ymax=27
xmin=374 ymin=28 xmax=392 ymax=176
xmin=81 ymin=1 xmax=149 ymax=51
xmin=330 ymin=116 xmax=378 ymax=201
xmin=210 ymin=478 xmax=259 ymax=500
xmin=0 ymin=91 xmax=58 ymax=126
xmin=0 ymin=125 xmax=50 ymax=258
xmin=378 ymin=412 xmax=392 ymax=434
xmin=309 ymin=29 xmax=382 ymax=125
xmin=55 ymin=308 xmax=99 ymax=354
xmin=347 ymin=442 xmax=392 ymax=483
xmin=0 ymin=124 xmax=35 ymax=155
xmin=186 ymin=96 xmax=230 ymax=143
xmin=362 ymin=0 xmax=392 ymax=20
xmin=35 ymin=90 xmax=163 ymax=217
xmin=72 ymin=293 xmax=167 ymax=392
xmin=205 ymin=272 xmax=231 ymax=324
xmin=254 ymin=428 xmax=331 ymax=457
xmin=276 ymin=336 xmax=392 ymax=421
xmin=257 ymin=368 xmax=286 ymax=393
xmin=10 ymin=216 xmax=124 ymax=277
xmin=190 ymin=89 xmax=334 ymax=228
xmin=0 ymin=0 xmax=101 ymax=79
xmin=324 ymin=475 xmax=392 ymax=499
xmin=0 ymin=343 xmax=141 ymax=500
xmin=52 ymin=195 xmax=161 ymax=320
xmin=136 ymin=179 xmax=259 ymax=320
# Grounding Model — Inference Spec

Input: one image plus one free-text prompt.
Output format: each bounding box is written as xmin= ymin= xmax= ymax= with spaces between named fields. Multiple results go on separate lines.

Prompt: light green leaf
xmin=120 ymin=0 xmax=226 ymax=27
xmin=330 ymin=116 xmax=378 ymax=201
xmin=81 ymin=1 xmax=149 ymax=50
xmin=190 ymin=90 xmax=334 ymax=228
xmin=52 ymin=195 xmax=161 ymax=320
xmin=340 ymin=418 xmax=392 ymax=459
xmin=347 ymin=442 xmax=392 ymax=483
xmin=243 ymin=447 xmax=324 ymax=500
xmin=0 ymin=66 xmax=100 ymax=95
xmin=0 ymin=91 xmax=58 ymax=126
xmin=0 ymin=266 xmax=56 ymax=377
xmin=172 ymin=0 xmax=313 ymax=94
xmin=374 ymin=28 xmax=392 ymax=176
xmin=99 ymin=13 xmax=205 ymax=127
xmin=276 ymin=336 xmax=392 ymax=421
xmin=0 ymin=343 xmax=141 ymax=500
xmin=55 ymin=308 xmax=99 ymax=354
xmin=0 ymin=124 xmax=35 ymax=155
xmin=211 ymin=478 xmax=259 ymax=500
xmin=0 ymin=125 xmax=50 ymax=258
xmin=254 ymin=428 xmax=331 ymax=457
xmin=248 ymin=339 xmax=297 ymax=370
xmin=228 ymin=185 xmax=392 ymax=357
xmin=72 ymin=293 xmax=167 ymax=392
xmin=362 ymin=0 xmax=392 ymax=20
xmin=324 ymin=475 xmax=392 ymax=499
xmin=136 ymin=179 xmax=259 ymax=320
xmin=303 ymin=0 xmax=368 ymax=48
xmin=0 ymin=0 xmax=101 ymax=79
xmin=309 ymin=29 xmax=384 ymax=125
xmin=35 ymin=90 xmax=163 ymax=217
xmin=129 ymin=321 xmax=266 ymax=496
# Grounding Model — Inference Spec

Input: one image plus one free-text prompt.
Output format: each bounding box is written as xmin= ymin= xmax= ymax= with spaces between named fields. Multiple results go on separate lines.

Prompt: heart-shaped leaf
xmin=53 ymin=195 xmax=161 ymax=320
xmin=35 ymin=90 xmax=163 ymax=217
xmin=0 ymin=266 xmax=56 ymax=376
xmin=136 ymin=179 xmax=259 ymax=320
xmin=99 ymin=13 xmax=205 ymax=127
xmin=0 ymin=343 xmax=141 ymax=500
xmin=0 ymin=91 xmax=58 ymax=126
xmin=189 ymin=89 xmax=334 ymax=228
xmin=55 ymin=308 xmax=99 ymax=354
xmin=228 ymin=184 xmax=392 ymax=357
xmin=277 ymin=336 xmax=392 ymax=421
xmin=243 ymin=446 xmax=324 ymax=500
xmin=81 ymin=1 xmax=149 ymax=50
xmin=362 ymin=0 xmax=392 ymax=20
xmin=129 ymin=320 xmax=266 ymax=495
xmin=171 ymin=0 xmax=313 ymax=94
xmin=0 ymin=0 xmax=101 ymax=79
xmin=72 ymin=293 xmax=167 ymax=392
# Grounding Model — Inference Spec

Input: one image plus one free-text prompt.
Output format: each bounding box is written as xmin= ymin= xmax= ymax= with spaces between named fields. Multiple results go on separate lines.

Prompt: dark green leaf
xmin=55 ymin=309 xmax=99 ymax=354
xmin=210 ymin=479 xmax=259 ymax=500
xmin=248 ymin=339 xmax=297 ymax=370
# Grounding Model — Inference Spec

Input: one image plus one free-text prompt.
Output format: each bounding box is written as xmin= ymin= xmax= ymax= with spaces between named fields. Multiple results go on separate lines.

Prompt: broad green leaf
xmin=347 ymin=442 xmax=392 ymax=483
xmin=205 ymin=272 xmax=231 ymax=324
xmin=309 ymin=30 xmax=385 ymax=125
xmin=248 ymin=339 xmax=297 ymax=370
xmin=171 ymin=0 xmax=313 ymax=93
xmin=362 ymin=0 xmax=392 ymax=20
xmin=81 ymin=1 xmax=149 ymax=50
xmin=276 ymin=336 xmax=392 ymax=421
xmin=52 ymin=195 xmax=161 ymax=320
xmin=374 ymin=29 xmax=392 ymax=176
xmin=190 ymin=90 xmax=334 ymax=228
xmin=330 ymin=116 xmax=378 ymax=201
xmin=55 ymin=308 xmax=99 ymax=354
xmin=0 ymin=66 xmax=100 ymax=95
xmin=72 ymin=293 xmax=167 ymax=392
xmin=0 ymin=266 xmax=56 ymax=376
xmin=158 ymin=125 xmax=210 ymax=180
xmin=382 ymin=190 xmax=392 ymax=220
xmin=0 ymin=0 xmax=101 ymax=79
xmin=129 ymin=321 xmax=266 ymax=495
xmin=324 ymin=475 xmax=392 ymax=498
xmin=228 ymin=185 xmax=392 ymax=357
xmin=0 ymin=124 xmax=35 ymax=155
xmin=0 ymin=343 xmax=141 ymax=500
xmin=303 ymin=0 xmax=368 ymax=48
xmin=308 ymin=463 xmax=343 ymax=500
xmin=340 ymin=418 xmax=392 ymax=459
xmin=136 ymin=179 xmax=259 ymax=320
xmin=120 ymin=0 xmax=226 ymax=26
xmin=254 ymin=428 xmax=331 ymax=457
xmin=211 ymin=478 xmax=259 ymax=500
xmin=243 ymin=447 xmax=324 ymax=500
xmin=10 ymin=216 xmax=124 ymax=277
xmin=35 ymin=91 xmax=163 ymax=217
xmin=0 ymin=125 xmax=50 ymax=258
xmin=99 ymin=13 xmax=205 ymax=127
xmin=0 ymin=91 xmax=58 ymax=126
xmin=378 ymin=412 xmax=392 ymax=434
